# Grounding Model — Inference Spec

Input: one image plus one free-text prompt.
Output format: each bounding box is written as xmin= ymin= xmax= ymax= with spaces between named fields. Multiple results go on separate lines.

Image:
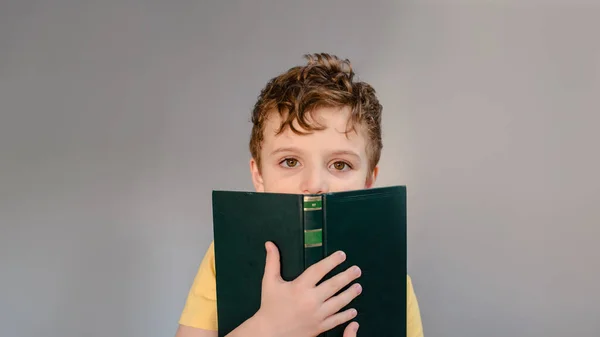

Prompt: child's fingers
xmin=320 ymin=282 xmax=362 ymax=316
xmin=343 ymin=322 xmax=359 ymax=337
xmin=319 ymin=308 xmax=358 ymax=333
xmin=316 ymin=265 xmax=361 ymax=301
xmin=297 ymin=250 xmax=346 ymax=286
xmin=262 ymin=241 xmax=282 ymax=283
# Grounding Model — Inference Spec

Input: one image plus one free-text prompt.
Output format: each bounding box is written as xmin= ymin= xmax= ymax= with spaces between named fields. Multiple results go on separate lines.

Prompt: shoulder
xmin=178 ymin=241 xmax=218 ymax=330
xmin=406 ymin=274 xmax=424 ymax=337
xmin=407 ymin=274 xmax=415 ymax=291
xmin=198 ymin=241 xmax=216 ymax=281
xmin=184 ymin=241 xmax=217 ymax=301
xmin=406 ymin=275 xmax=418 ymax=308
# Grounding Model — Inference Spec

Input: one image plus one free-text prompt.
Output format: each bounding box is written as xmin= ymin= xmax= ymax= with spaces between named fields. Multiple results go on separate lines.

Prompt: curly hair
xmin=249 ymin=53 xmax=383 ymax=173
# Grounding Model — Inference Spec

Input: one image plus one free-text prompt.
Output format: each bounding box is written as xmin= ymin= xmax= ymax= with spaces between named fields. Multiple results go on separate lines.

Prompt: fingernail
xmin=352 ymin=266 xmax=361 ymax=276
xmin=338 ymin=251 xmax=346 ymax=259
xmin=351 ymin=308 xmax=358 ymax=317
xmin=354 ymin=283 xmax=362 ymax=294
xmin=354 ymin=323 xmax=359 ymax=331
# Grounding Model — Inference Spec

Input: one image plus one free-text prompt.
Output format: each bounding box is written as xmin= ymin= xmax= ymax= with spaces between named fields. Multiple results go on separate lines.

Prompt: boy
xmin=175 ymin=53 xmax=424 ymax=337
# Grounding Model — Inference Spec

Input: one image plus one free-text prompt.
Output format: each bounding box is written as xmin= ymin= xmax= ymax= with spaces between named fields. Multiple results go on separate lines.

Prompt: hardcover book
xmin=212 ymin=185 xmax=407 ymax=337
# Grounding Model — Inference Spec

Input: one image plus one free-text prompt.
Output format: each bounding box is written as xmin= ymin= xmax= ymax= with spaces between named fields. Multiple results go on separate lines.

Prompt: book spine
xmin=303 ymin=195 xmax=324 ymax=270
xmin=303 ymin=195 xmax=327 ymax=337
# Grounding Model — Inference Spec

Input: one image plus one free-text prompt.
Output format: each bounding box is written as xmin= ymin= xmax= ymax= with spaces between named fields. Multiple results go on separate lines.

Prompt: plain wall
xmin=1 ymin=1 xmax=599 ymax=337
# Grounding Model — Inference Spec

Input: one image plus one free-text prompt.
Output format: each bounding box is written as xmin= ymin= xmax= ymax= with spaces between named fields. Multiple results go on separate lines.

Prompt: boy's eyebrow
xmin=269 ymin=147 xmax=304 ymax=156
xmin=330 ymin=150 xmax=362 ymax=162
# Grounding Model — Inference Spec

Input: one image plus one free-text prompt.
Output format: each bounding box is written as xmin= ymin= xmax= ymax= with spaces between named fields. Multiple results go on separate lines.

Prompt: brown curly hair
xmin=249 ymin=53 xmax=383 ymax=173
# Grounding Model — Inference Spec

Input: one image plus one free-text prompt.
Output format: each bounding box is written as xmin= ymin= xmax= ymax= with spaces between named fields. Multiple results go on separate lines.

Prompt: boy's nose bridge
xmin=302 ymin=165 xmax=329 ymax=194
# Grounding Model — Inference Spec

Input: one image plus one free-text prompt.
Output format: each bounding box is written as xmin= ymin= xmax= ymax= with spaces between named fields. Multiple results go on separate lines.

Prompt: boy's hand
xmin=252 ymin=241 xmax=362 ymax=337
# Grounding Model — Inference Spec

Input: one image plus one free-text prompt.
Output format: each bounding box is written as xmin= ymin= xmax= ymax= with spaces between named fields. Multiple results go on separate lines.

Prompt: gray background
xmin=1 ymin=1 xmax=599 ymax=337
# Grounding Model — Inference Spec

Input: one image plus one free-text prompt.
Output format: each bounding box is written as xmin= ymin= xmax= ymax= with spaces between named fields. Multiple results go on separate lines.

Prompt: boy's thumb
xmin=263 ymin=241 xmax=281 ymax=282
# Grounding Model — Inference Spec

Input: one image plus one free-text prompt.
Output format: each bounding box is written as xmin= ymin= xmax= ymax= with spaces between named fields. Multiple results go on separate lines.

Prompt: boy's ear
xmin=365 ymin=166 xmax=379 ymax=188
xmin=249 ymin=158 xmax=265 ymax=192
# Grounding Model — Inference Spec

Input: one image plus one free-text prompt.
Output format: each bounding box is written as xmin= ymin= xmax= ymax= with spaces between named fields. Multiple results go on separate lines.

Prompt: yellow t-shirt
xmin=180 ymin=241 xmax=424 ymax=336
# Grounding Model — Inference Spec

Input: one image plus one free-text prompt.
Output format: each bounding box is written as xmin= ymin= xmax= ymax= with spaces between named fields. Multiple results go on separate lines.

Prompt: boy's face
xmin=250 ymin=106 xmax=378 ymax=194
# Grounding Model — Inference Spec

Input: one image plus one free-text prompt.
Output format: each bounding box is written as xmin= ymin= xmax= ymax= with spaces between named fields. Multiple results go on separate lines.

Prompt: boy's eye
xmin=281 ymin=158 xmax=299 ymax=168
xmin=331 ymin=161 xmax=351 ymax=171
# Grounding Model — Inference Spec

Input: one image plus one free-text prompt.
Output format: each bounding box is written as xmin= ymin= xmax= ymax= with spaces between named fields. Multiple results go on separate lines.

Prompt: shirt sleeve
xmin=407 ymin=275 xmax=424 ymax=337
xmin=179 ymin=241 xmax=218 ymax=331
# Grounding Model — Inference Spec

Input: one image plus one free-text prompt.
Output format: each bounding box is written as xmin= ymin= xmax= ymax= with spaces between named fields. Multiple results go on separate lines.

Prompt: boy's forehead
xmin=262 ymin=106 xmax=368 ymax=154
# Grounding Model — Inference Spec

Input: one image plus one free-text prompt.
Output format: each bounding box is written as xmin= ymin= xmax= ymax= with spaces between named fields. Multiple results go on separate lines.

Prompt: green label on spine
xmin=304 ymin=229 xmax=323 ymax=247
xmin=303 ymin=196 xmax=322 ymax=211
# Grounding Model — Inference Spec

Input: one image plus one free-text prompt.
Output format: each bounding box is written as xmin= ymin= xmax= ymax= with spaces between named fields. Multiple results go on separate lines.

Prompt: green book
xmin=212 ymin=185 xmax=407 ymax=337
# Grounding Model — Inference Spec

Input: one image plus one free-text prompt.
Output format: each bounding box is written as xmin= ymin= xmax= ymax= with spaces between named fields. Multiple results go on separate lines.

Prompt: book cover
xmin=212 ymin=185 xmax=407 ymax=337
